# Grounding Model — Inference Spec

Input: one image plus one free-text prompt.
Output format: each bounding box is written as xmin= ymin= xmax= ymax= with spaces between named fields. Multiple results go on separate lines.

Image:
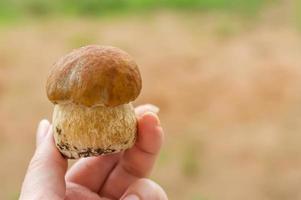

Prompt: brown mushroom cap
xmin=46 ymin=45 xmax=142 ymax=107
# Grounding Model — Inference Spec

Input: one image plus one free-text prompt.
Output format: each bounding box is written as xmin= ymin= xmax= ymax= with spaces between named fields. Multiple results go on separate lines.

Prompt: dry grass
xmin=1 ymin=7 xmax=301 ymax=200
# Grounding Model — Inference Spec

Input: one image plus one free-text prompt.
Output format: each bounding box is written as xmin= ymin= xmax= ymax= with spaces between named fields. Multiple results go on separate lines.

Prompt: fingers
xmin=65 ymin=182 xmax=103 ymax=200
xmin=121 ymin=112 xmax=163 ymax=177
xmin=66 ymin=153 xmax=120 ymax=192
xmin=121 ymin=179 xmax=168 ymax=200
xmin=135 ymin=104 xmax=160 ymax=117
xmin=20 ymin=120 xmax=68 ymax=200
xmin=99 ymin=105 xmax=164 ymax=199
xmin=66 ymin=104 xmax=162 ymax=194
xmin=36 ymin=119 xmax=50 ymax=147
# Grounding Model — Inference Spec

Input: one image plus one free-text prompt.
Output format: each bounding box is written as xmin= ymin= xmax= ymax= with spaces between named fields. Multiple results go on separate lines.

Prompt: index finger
xmin=99 ymin=105 xmax=164 ymax=199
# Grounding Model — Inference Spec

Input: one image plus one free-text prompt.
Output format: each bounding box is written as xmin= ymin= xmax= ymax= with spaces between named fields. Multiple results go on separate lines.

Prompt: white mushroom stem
xmin=52 ymin=103 xmax=137 ymax=159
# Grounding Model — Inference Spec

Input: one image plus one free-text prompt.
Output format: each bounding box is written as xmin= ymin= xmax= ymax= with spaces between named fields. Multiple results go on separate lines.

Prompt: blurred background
xmin=1 ymin=0 xmax=301 ymax=199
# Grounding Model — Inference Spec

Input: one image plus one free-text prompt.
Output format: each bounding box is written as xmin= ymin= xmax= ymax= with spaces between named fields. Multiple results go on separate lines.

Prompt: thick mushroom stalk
xmin=52 ymin=103 xmax=136 ymax=159
xmin=46 ymin=45 xmax=142 ymax=159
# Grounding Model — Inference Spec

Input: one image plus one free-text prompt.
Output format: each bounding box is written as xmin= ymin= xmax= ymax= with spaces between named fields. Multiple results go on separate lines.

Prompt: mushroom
xmin=46 ymin=45 xmax=142 ymax=159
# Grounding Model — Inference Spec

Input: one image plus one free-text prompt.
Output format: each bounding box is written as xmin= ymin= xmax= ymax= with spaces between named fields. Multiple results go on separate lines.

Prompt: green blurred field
xmin=0 ymin=0 xmax=267 ymax=22
xmin=1 ymin=0 xmax=301 ymax=200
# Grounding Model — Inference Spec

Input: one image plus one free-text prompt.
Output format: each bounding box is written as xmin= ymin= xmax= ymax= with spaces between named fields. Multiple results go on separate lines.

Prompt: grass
xmin=214 ymin=19 xmax=240 ymax=40
xmin=181 ymin=140 xmax=202 ymax=178
xmin=68 ymin=33 xmax=97 ymax=49
xmin=0 ymin=0 xmax=269 ymax=23
xmin=296 ymin=0 xmax=301 ymax=30
xmin=191 ymin=194 xmax=207 ymax=200
xmin=9 ymin=191 xmax=19 ymax=200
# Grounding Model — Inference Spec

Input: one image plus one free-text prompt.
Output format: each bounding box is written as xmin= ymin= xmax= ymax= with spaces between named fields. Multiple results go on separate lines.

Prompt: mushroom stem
xmin=52 ymin=103 xmax=137 ymax=159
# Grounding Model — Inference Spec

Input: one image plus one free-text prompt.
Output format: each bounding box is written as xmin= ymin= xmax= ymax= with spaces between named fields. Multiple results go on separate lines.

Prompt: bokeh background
xmin=1 ymin=0 xmax=301 ymax=199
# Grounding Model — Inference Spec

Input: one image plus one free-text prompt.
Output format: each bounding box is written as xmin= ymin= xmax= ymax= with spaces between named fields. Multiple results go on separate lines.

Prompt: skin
xmin=20 ymin=104 xmax=168 ymax=200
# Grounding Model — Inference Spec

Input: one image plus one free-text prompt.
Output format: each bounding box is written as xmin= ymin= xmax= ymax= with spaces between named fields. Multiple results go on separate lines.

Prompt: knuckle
xmin=28 ymin=152 xmax=46 ymax=171
xmin=138 ymin=178 xmax=168 ymax=200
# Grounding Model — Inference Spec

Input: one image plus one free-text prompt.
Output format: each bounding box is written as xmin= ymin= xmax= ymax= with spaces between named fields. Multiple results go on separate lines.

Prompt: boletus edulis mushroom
xmin=46 ymin=45 xmax=142 ymax=159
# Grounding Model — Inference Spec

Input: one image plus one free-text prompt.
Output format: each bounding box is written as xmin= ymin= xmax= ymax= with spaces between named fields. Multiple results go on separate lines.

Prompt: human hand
xmin=20 ymin=104 xmax=167 ymax=200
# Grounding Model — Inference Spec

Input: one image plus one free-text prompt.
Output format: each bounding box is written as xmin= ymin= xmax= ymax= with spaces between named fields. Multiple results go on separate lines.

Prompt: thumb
xmin=121 ymin=178 xmax=168 ymax=200
xmin=20 ymin=120 xmax=67 ymax=200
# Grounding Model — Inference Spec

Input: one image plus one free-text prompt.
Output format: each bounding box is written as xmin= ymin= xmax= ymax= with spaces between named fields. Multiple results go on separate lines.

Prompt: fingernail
xmin=38 ymin=119 xmax=50 ymax=134
xmin=37 ymin=119 xmax=50 ymax=146
xmin=143 ymin=111 xmax=161 ymax=126
xmin=145 ymin=104 xmax=160 ymax=114
xmin=136 ymin=104 xmax=160 ymax=117
xmin=123 ymin=194 xmax=140 ymax=200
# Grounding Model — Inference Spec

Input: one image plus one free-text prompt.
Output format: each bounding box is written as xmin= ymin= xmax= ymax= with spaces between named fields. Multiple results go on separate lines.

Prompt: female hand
xmin=20 ymin=104 xmax=167 ymax=200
